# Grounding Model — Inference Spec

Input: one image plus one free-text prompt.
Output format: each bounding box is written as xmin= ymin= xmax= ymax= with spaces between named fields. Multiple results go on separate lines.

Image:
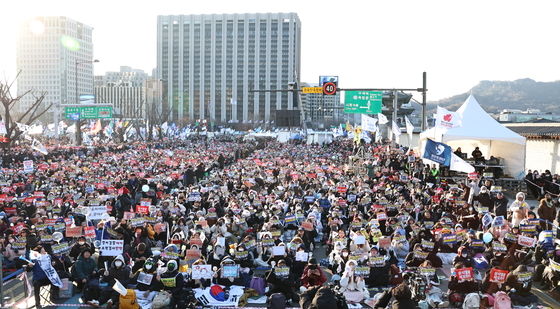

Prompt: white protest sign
xmin=88 ymin=205 xmax=109 ymax=220
xmin=137 ymin=272 xmax=153 ymax=285
xmin=100 ymin=240 xmax=124 ymax=256
xmin=272 ymin=246 xmax=286 ymax=256
xmin=191 ymin=264 xmax=213 ymax=279
xmin=354 ymin=235 xmax=366 ymax=245
xmin=295 ymin=251 xmax=309 ymax=262
xmin=23 ymin=160 xmax=34 ymax=173
xmin=112 ymin=279 xmax=128 ymax=296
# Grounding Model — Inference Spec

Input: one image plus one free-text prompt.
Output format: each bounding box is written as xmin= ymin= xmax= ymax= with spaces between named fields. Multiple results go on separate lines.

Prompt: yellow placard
xmin=302 ymin=87 xmax=323 ymax=94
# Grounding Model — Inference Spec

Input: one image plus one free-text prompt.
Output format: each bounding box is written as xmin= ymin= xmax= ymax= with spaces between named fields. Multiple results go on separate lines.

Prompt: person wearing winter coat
xmin=27 ymin=246 xmax=54 ymax=309
xmin=448 ymin=262 xmax=479 ymax=302
xmin=69 ymin=236 xmax=94 ymax=262
xmin=365 ymin=247 xmax=390 ymax=287
xmin=373 ymin=282 xmax=419 ymax=309
xmin=99 ymin=255 xmax=131 ymax=308
xmin=510 ymin=192 xmax=529 ymax=227
xmin=266 ymin=259 xmax=298 ymax=303
xmin=339 ymin=260 xmax=369 ymax=303
xmin=300 ymin=258 xmax=327 ymax=292
xmin=505 ymin=265 xmax=539 ymax=306
xmin=493 ymin=192 xmax=509 ymax=218
xmin=73 ymin=248 xmax=98 ymax=291
xmin=537 ymin=194 xmax=556 ymax=230
xmin=160 ymin=260 xmax=185 ymax=309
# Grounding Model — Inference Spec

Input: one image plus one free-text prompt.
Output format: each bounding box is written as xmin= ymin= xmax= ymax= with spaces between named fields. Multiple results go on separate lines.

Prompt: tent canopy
xmin=420 ymin=95 xmax=526 ymax=178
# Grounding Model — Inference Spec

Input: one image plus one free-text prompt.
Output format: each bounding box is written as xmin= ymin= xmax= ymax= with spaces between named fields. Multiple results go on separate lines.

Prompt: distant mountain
xmin=428 ymin=78 xmax=560 ymax=113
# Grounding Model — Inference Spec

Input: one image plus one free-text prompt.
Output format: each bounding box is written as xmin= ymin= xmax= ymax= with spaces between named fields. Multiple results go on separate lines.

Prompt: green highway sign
xmin=64 ymin=106 xmax=113 ymax=119
xmin=344 ymin=91 xmax=383 ymax=114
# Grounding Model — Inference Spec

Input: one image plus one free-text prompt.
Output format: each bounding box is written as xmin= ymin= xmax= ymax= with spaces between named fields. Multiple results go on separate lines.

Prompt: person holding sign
xmin=448 ymin=262 xmax=480 ymax=306
xmin=365 ymin=247 xmax=391 ymax=288
xmin=26 ymin=246 xmax=59 ymax=309
xmin=159 ymin=260 xmax=185 ymax=309
xmin=98 ymin=255 xmax=131 ymax=308
xmin=505 ymin=265 xmax=539 ymax=306
xmin=265 ymin=259 xmax=297 ymax=303
xmin=339 ymin=259 xmax=369 ymax=303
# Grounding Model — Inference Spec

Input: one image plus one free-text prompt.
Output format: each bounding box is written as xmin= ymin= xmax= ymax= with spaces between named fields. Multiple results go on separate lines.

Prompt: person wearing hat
xmin=300 ymin=258 xmax=326 ymax=293
xmin=69 ymin=236 xmax=94 ymax=262
xmin=159 ymin=259 xmax=185 ymax=309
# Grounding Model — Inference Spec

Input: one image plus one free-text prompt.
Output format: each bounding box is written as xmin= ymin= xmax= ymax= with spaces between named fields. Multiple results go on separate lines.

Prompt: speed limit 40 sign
xmin=322 ymin=82 xmax=337 ymax=95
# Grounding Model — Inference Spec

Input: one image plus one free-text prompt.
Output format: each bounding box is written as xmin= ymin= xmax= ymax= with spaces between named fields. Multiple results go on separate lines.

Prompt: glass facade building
xmin=157 ymin=13 xmax=301 ymax=125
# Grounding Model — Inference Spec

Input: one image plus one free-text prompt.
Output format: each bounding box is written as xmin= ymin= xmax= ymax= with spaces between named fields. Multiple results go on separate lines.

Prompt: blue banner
xmin=423 ymin=139 xmax=452 ymax=166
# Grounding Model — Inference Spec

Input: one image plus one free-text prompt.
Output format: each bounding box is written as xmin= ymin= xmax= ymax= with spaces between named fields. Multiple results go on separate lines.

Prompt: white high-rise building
xmin=16 ymin=16 xmax=94 ymax=117
xmin=157 ymin=13 xmax=301 ymax=125
xmin=94 ymin=67 xmax=150 ymax=119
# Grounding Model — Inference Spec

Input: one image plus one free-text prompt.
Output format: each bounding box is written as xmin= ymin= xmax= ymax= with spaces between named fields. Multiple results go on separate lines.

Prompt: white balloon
xmin=142 ymin=185 xmax=150 ymax=192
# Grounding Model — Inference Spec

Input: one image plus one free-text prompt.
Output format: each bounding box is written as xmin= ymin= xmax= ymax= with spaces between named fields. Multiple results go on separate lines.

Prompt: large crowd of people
xmin=1 ymin=135 xmax=559 ymax=309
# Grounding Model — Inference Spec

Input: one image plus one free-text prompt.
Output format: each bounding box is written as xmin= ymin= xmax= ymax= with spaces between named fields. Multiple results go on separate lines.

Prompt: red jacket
xmin=300 ymin=265 xmax=327 ymax=287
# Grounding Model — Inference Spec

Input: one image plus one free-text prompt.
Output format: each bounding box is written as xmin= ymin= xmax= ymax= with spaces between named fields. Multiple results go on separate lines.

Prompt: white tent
xmin=420 ymin=95 xmax=526 ymax=179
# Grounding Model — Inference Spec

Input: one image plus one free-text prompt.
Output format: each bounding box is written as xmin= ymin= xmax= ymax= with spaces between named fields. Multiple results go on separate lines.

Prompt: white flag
xmin=435 ymin=106 xmax=462 ymax=129
xmin=32 ymin=139 xmax=48 ymax=155
xmin=405 ymin=116 xmax=414 ymax=137
xmin=360 ymin=130 xmax=371 ymax=143
xmin=450 ymin=152 xmax=475 ymax=173
xmin=0 ymin=121 xmax=6 ymax=135
xmin=375 ymin=125 xmax=382 ymax=142
xmin=392 ymin=121 xmax=401 ymax=137
xmin=377 ymin=113 xmax=388 ymax=125
xmin=361 ymin=114 xmax=378 ymax=132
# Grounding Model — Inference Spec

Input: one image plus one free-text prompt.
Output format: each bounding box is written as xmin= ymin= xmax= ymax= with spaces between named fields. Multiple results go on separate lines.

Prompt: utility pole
xmin=422 ymin=71 xmax=427 ymax=131
xmin=392 ymin=90 xmax=398 ymax=144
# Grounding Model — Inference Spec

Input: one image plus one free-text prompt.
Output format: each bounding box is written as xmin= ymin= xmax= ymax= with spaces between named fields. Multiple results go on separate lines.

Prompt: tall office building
xmin=157 ymin=13 xmax=301 ymax=125
xmin=94 ymin=67 xmax=149 ymax=119
xmin=16 ymin=17 xmax=94 ymax=116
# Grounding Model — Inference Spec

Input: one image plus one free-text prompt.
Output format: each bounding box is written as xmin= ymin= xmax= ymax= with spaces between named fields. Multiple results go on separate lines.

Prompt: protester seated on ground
xmin=300 ymin=258 xmax=327 ymax=293
xmin=372 ymin=282 xmax=419 ymax=309
xmin=453 ymin=246 xmax=474 ymax=268
xmin=448 ymin=262 xmax=479 ymax=304
xmin=365 ymin=247 xmax=391 ymax=287
xmin=265 ymin=259 xmax=298 ymax=303
xmin=72 ymin=247 xmax=98 ymax=292
xmin=69 ymin=236 xmax=94 ymax=262
xmin=98 ymin=254 xmax=131 ymax=308
xmin=505 ymin=264 xmax=539 ymax=306
xmin=339 ymin=259 xmax=369 ymax=303
xmin=159 ymin=260 xmax=185 ymax=309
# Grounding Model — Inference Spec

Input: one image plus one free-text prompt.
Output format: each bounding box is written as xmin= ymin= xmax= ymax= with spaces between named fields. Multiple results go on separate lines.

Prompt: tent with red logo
xmin=419 ymin=95 xmax=526 ymax=178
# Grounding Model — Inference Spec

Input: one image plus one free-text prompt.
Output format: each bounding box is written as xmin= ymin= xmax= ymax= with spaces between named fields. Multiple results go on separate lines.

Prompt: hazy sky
xmin=1 ymin=0 xmax=559 ymax=102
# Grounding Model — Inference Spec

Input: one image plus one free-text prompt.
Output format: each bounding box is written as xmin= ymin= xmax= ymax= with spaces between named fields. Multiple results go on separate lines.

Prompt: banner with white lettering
xmin=37 ymin=254 xmax=63 ymax=287
xmin=100 ymin=240 xmax=124 ymax=256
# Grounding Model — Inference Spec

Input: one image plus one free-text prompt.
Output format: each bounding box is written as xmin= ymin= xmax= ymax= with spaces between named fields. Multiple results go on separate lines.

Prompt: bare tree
xmin=0 ymin=72 xmax=53 ymax=149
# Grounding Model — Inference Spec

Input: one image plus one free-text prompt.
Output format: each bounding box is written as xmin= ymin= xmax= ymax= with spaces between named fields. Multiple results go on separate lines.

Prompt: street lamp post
xmin=75 ymin=59 xmax=99 ymax=145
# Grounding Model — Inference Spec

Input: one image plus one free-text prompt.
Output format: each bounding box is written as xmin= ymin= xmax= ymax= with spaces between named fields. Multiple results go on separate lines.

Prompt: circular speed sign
xmin=322 ymin=82 xmax=337 ymax=95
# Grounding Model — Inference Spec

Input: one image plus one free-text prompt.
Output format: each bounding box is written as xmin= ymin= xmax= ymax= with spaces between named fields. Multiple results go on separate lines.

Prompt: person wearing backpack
xmin=493 ymin=291 xmax=512 ymax=309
